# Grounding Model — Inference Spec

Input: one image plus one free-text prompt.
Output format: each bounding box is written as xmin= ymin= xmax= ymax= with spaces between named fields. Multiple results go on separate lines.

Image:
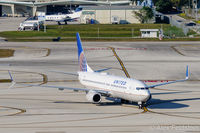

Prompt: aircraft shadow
xmin=53 ymin=91 xmax=200 ymax=109
xmin=147 ymin=97 xmax=200 ymax=109
xmin=98 ymin=97 xmax=138 ymax=106
xmin=54 ymin=101 xmax=91 ymax=104
xmin=151 ymin=91 xmax=191 ymax=95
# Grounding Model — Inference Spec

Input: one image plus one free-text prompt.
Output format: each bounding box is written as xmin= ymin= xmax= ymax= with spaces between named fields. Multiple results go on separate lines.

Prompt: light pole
xmin=110 ymin=2 xmax=111 ymax=24
xmin=196 ymin=0 xmax=198 ymax=21
xmin=193 ymin=0 xmax=195 ymax=18
xmin=189 ymin=0 xmax=191 ymax=17
xmin=189 ymin=0 xmax=190 ymax=9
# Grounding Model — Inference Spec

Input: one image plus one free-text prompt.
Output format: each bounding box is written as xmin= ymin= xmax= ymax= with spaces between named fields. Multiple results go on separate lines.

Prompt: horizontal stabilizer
xmin=48 ymin=70 xmax=78 ymax=76
xmin=94 ymin=67 xmax=112 ymax=73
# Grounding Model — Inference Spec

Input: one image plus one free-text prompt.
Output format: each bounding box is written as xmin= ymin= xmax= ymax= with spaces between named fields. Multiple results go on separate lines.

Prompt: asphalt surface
xmin=0 ymin=41 xmax=200 ymax=133
xmin=0 ymin=17 xmax=26 ymax=32
xmin=0 ymin=17 xmax=79 ymax=33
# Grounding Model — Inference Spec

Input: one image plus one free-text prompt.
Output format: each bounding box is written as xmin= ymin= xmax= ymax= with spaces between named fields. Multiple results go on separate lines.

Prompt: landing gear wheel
xmin=138 ymin=102 xmax=145 ymax=109
xmin=138 ymin=104 xmax=143 ymax=109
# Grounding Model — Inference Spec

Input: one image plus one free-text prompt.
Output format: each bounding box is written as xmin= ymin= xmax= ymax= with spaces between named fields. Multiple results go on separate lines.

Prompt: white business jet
xmin=44 ymin=7 xmax=82 ymax=25
xmin=9 ymin=33 xmax=189 ymax=109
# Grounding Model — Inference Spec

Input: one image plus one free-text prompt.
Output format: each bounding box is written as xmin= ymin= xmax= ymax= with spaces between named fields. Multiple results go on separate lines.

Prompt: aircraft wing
xmin=48 ymin=70 xmax=78 ymax=76
xmin=146 ymin=65 xmax=189 ymax=88
xmin=11 ymin=82 xmax=111 ymax=96
xmin=38 ymin=84 xmax=110 ymax=96
xmin=94 ymin=67 xmax=112 ymax=73
xmin=8 ymin=71 xmax=110 ymax=96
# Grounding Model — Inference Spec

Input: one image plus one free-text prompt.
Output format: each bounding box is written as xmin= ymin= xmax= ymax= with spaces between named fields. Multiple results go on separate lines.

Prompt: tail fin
xmin=76 ymin=33 xmax=93 ymax=72
xmin=75 ymin=7 xmax=82 ymax=12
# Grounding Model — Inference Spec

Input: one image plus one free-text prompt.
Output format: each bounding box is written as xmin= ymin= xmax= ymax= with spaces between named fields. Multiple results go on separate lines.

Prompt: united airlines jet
xmin=9 ymin=33 xmax=189 ymax=109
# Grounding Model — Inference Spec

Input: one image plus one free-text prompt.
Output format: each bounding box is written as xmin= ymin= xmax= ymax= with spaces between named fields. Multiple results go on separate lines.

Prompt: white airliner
xmin=44 ymin=7 xmax=82 ymax=25
xmin=9 ymin=33 xmax=189 ymax=109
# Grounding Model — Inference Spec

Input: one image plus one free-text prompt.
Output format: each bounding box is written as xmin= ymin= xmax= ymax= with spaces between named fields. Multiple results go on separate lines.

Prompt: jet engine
xmin=86 ymin=90 xmax=101 ymax=103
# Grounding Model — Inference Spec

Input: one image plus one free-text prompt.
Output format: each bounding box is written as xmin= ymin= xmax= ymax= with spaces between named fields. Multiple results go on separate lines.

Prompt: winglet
xmin=8 ymin=71 xmax=16 ymax=89
xmin=186 ymin=65 xmax=189 ymax=80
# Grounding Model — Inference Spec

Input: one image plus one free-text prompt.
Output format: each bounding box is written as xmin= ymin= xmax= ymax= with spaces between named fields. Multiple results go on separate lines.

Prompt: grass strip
xmin=4 ymin=37 xmax=200 ymax=42
xmin=0 ymin=49 xmax=15 ymax=58
xmin=0 ymin=24 xmax=198 ymax=42
xmin=0 ymin=79 xmax=12 ymax=83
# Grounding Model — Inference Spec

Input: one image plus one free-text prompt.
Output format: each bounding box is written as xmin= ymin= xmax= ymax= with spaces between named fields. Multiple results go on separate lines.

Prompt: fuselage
xmin=45 ymin=11 xmax=82 ymax=22
xmin=78 ymin=71 xmax=151 ymax=103
xmin=45 ymin=14 xmax=68 ymax=21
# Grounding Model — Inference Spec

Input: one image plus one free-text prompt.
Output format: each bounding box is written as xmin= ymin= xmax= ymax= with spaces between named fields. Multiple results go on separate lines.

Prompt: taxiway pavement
xmin=0 ymin=41 xmax=200 ymax=133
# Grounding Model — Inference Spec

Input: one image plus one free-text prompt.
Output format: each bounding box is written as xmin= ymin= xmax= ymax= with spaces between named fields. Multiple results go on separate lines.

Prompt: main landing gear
xmin=138 ymin=101 xmax=145 ymax=109
xmin=57 ymin=21 xmax=68 ymax=25
xmin=120 ymin=99 xmax=146 ymax=109
xmin=58 ymin=22 xmax=61 ymax=25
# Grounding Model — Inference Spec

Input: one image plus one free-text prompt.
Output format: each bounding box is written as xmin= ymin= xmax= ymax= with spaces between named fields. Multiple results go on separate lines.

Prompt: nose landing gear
xmin=138 ymin=102 xmax=146 ymax=109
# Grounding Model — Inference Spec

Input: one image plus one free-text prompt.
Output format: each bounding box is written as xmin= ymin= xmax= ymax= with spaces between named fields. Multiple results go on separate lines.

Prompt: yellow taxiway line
xmin=109 ymin=47 xmax=130 ymax=78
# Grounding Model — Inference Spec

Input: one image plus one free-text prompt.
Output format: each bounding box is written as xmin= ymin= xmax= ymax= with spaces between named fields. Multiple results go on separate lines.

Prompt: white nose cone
xmin=143 ymin=90 xmax=151 ymax=101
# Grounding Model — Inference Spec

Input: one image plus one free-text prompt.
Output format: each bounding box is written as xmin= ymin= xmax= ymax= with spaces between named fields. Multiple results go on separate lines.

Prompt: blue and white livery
xmin=9 ymin=33 xmax=189 ymax=109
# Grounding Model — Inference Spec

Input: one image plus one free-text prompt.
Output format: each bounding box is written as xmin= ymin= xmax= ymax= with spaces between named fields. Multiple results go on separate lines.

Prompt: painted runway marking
xmin=109 ymin=47 xmax=130 ymax=78
xmin=171 ymin=46 xmax=185 ymax=56
xmin=0 ymin=70 xmax=48 ymax=87
xmin=0 ymin=104 xmax=144 ymax=126
xmin=0 ymin=46 xmax=51 ymax=57
xmin=0 ymin=106 xmax=26 ymax=117
xmin=85 ymin=48 xmax=147 ymax=50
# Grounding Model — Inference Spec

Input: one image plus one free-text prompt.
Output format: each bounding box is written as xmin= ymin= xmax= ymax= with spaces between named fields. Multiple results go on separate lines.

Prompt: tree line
xmin=154 ymin=0 xmax=188 ymax=13
xmin=132 ymin=0 xmax=189 ymax=13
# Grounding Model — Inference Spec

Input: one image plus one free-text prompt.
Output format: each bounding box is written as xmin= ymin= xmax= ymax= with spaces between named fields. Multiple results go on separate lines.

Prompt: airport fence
xmin=46 ymin=24 xmax=186 ymax=38
xmin=0 ymin=24 xmax=189 ymax=41
xmin=169 ymin=16 xmax=189 ymax=36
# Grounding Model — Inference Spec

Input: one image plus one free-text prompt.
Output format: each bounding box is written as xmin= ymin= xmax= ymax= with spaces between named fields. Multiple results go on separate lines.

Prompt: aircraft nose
xmin=143 ymin=91 xmax=151 ymax=101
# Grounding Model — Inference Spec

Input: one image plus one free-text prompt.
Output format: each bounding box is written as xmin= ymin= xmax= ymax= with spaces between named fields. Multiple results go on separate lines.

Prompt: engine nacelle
xmin=86 ymin=90 xmax=101 ymax=103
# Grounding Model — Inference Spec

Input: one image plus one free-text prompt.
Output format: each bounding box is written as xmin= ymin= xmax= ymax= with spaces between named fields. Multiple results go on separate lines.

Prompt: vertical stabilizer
xmin=76 ymin=33 xmax=93 ymax=72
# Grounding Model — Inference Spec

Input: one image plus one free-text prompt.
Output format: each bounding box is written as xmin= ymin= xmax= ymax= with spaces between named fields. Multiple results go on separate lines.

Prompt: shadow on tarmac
xmin=147 ymin=97 xmax=200 ymax=109
xmin=54 ymin=91 xmax=200 ymax=109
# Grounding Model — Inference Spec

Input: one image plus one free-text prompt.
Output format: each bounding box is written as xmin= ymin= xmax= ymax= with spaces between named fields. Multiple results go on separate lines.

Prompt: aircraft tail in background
xmin=76 ymin=33 xmax=93 ymax=72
